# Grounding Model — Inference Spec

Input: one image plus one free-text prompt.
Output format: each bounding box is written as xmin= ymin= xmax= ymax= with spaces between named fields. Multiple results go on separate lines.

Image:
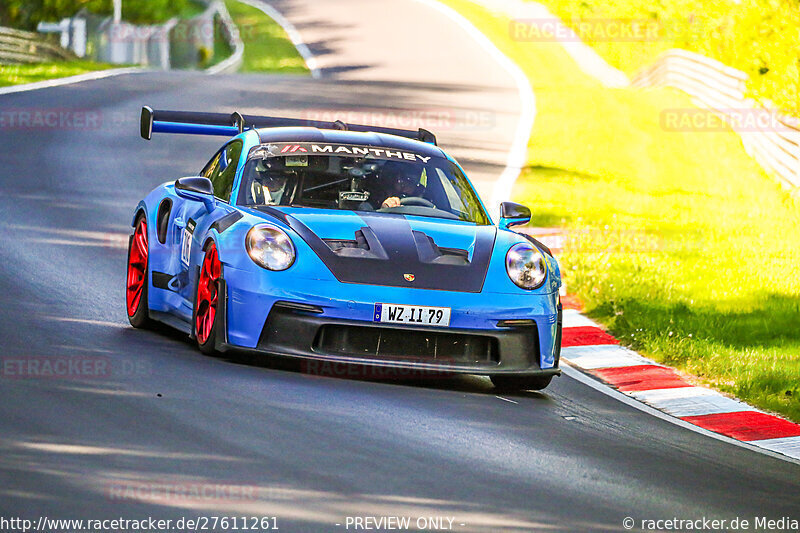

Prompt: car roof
xmin=254 ymin=127 xmax=447 ymax=158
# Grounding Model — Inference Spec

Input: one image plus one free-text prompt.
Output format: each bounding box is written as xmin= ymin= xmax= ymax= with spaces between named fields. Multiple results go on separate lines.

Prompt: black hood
xmin=256 ymin=207 xmax=497 ymax=292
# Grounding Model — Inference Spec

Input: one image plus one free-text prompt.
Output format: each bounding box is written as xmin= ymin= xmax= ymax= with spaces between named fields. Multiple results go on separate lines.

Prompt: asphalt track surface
xmin=0 ymin=0 xmax=798 ymax=531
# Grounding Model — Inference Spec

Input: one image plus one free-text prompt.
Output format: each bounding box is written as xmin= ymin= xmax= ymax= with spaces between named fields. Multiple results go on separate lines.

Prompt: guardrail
xmin=0 ymin=26 xmax=75 ymax=63
xmin=92 ymin=16 xmax=176 ymax=69
xmin=633 ymin=48 xmax=800 ymax=192
xmin=30 ymin=0 xmax=243 ymax=72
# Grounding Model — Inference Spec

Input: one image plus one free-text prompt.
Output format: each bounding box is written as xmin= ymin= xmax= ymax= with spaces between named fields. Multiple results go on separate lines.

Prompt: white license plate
xmin=373 ymin=303 xmax=451 ymax=327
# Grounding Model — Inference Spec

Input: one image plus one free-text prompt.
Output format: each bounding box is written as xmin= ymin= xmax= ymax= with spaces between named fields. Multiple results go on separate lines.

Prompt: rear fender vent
xmin=156 ymin=198 xmax=172 ymax=244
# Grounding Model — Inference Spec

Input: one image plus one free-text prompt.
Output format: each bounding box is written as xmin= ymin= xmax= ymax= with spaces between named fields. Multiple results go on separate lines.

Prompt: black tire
xmin=490 ymin=374 xmax=553 ymax=392
xmin=196 ymin=290 xmax=220 ymax=355
xmin=196 ymin=308 xmax=219 ymax=355
xmin=194 ymin=244 xmax=222 ymax=355
xmin=127 ymin=215 xmax=154 ymax=329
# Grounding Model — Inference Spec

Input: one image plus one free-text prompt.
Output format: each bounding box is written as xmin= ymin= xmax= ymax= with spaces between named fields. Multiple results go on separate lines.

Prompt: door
xmin=172 ymin=140 xmax=244 ymax=321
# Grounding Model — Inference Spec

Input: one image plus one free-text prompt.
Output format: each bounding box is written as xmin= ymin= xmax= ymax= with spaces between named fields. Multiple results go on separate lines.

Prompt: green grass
xmin=527 ymin=0 xmax=800 ymax=116
xmin=442 ymin=0 xmax=800 ymax=421
xmin=121 ymin=0 xmax=205 ymax=24
xmin=225 ymin=0 xmax=308 ymax=74
xmin=0 ymin=60 xmax=114 ymax=87
xmin=200 ymin=15 xmax=235 ymax=69
xmin=1 ymin=0 xmax=206 ymax=29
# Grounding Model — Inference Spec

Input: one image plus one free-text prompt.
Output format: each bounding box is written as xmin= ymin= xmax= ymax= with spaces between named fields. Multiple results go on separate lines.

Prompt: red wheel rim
xmin=196 ymin=243 xmax=221 ymax=345
xmin=126 ymin=219 xmax=148 ymax=316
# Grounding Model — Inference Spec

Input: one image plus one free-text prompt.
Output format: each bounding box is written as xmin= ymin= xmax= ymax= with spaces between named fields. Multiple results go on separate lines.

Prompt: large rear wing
xmin=139 ymin=106 xmax=437 ymax=145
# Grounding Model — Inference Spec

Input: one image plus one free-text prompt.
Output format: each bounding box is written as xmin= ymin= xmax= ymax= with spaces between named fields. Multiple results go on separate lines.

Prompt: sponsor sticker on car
xmin=373 ymin=303 xmax=451 ymax=327
xmin=181 ymin=219 xmax=196 ymax=265
xmin=250 ymin=143 xmax=432 ymax=163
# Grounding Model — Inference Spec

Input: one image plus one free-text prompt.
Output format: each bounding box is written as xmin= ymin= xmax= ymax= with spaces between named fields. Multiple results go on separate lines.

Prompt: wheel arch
xmin=201 ymin=235 xmax=218 ymax=255
xmin=201 ymin=229 xmax=237 ymax=267
xmin=132 ymin=200 xmax=149 ymax=226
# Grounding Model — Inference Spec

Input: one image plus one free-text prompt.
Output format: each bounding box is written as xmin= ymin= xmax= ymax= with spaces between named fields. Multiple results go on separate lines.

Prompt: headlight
xmin=506 ymin=242 xmax=547 ymax=290
xmin=246 ymin=224 xmax=295 ymax=271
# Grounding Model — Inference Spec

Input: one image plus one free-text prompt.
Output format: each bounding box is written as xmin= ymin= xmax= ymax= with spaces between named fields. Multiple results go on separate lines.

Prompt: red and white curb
xmin=560 ymin=305 xmax=800 ymax=461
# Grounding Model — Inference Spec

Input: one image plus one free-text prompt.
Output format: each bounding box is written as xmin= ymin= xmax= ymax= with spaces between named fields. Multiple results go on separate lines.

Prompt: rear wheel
xmin=126 ymin=216 xmax=153 ymax=328
xmin=195 ymin=242 xmax=222 ymax=354
xmin=491 ymin=374 xmax=553 ymax=392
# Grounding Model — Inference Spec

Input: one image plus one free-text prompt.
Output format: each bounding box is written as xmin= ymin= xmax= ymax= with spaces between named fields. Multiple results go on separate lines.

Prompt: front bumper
xmin=220 ymin=267 xmax=562 ymax=376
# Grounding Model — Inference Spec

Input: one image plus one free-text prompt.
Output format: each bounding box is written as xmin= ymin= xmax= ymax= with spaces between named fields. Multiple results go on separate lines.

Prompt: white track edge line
xmin=412 ymin=0 xmax=536 ymax=215
xmin=560 ymin=363 xmax=800 ymax=466
xmin=748 ymin=436 xmax=800 ymax=459
xmin=236 ymin=0 xmax=321 ymax=79
xmin=0 ymin=67 xmax=145 ymax=96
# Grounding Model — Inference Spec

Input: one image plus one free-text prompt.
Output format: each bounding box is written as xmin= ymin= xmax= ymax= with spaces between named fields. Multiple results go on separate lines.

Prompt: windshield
xmin=237 ymin=143 xmax=491 ymax=225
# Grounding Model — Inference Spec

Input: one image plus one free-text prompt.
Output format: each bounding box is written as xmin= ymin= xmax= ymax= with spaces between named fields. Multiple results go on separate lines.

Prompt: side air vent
xmin=156 ymin=198 xmax=172 ymax=244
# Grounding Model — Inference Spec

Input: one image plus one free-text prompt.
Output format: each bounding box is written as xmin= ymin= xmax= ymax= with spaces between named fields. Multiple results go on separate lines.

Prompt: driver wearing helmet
xmin=380 ymin=161 xmax=423 ymax=208
xmin=251 ymin=159 xmax=288 ymax=205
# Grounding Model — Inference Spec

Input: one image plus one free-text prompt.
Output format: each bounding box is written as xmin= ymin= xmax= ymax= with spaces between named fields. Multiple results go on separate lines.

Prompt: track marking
xmin=562 ymin=309 xmax=600 ymax=328
xmin=42 ymin=316 xmax=126 ymax=328
xmin=561 ymin=363 xmax=800 ymax=466
xmin=631 ymin=388 xmax=754 ymax=417
xmin=412 ymin=0 xmax=537 ymax=214
xmin=748 ymin=436 xmax=800 ymax=460
xmin=592 ymin=365 xmax=693 ymax=392
xmin=562 ymin=326 xmax=619 ymax=347
xmin=495 ymin=395 xmax=518 ymax=404
xmin=0 ymin=67 xmax=143 ymax=96
xmin=629 ymin=386 xmax=718 ymax=402
xmin=681 ymin=411 xmax=800 ymax=442
xmin=562 ymin=344 xmax=653 ymax=369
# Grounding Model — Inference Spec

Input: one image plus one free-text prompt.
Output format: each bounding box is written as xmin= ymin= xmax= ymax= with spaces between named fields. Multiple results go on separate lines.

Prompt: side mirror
xmin=175 ymin=177 xmax=215 ymax=213
xmin=498 ymin=201 xmax=531 ymax=229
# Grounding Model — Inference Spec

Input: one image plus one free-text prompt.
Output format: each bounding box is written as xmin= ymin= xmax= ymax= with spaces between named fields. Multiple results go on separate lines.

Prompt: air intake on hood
xmin=323 ymin=228 xmax=389 ymax=259
xmin=412 ymin=231 xmax=469 ymax=265
xmin=274 ymin=211 xmax=497 ymax=293
xmin=324 ymin=228 xmax=469 ymax=265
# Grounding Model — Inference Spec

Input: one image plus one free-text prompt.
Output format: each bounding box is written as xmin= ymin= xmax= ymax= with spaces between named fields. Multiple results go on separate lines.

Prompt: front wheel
xmin=195 ymin=242 xmax=222 ymax=354
xmin=491 ymin=374 xmax=553 ymax=392
xmin=126 ymin=216 xmax=153 ymax=328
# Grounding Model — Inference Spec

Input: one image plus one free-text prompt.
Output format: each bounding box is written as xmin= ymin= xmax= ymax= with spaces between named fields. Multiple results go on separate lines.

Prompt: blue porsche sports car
xmin=127 ymin=107 xmax=562 ymax=390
